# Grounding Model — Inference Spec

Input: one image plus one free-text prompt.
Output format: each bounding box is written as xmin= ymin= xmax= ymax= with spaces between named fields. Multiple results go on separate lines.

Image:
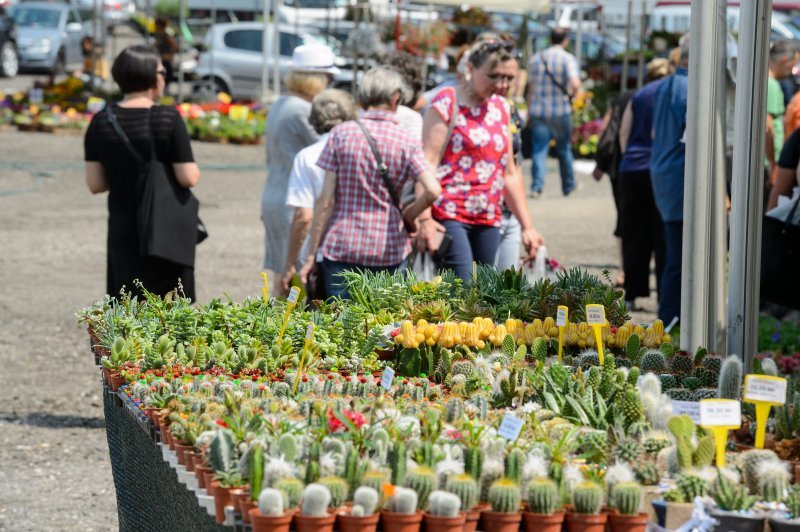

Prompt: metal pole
xmin=178 ymin=0 xmax=186 ymax=102
xmin=636 ymin=0 xmax=646 ymax=89
xmin=681 ymin=0 xmax=728 ymax=353
xmin=272 ymin=0 xmax=281 ymax=97
xmin=574 ymin=2 xmax=583 ymax=68
xmin=145 ymin=0 xmax=152 ymax=41
xmin=261 ymin=0 xmax=272 ymax=103
xmin=621 ymin=0 xmax=632 ymax=92
xmin=728 ymin=0 xmax=772 ymax=371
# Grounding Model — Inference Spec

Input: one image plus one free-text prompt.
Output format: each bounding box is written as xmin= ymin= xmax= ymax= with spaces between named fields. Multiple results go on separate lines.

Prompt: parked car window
xmin=223 ymin=29 xmax=262 ymax=52
xmin=10 ymin=7 xmax=62 ymax=29
xmin=68 ymin=10 xmax=80 ymax=25
xmin=279 ymin=32 xmax=302 ymax=56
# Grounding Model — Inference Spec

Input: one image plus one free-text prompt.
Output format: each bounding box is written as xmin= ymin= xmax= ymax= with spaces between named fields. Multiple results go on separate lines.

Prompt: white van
xmin=650 ymin=1 xmax=800 ymax=39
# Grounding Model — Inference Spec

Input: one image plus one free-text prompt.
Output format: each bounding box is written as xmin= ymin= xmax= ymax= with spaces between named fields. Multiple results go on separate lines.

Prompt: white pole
xmin=272 ymin=0 xmax=282 ymax=97
xmin=681 ymin=0 xmax=728 ymax=353
xmin=728 ymin=0 xmax=772 ymax=371
xmin=574 ymin=2 xmax=583 ymax=68
xmin=261 ymin=0 xmax=270 ymax=102
xmin=636 ymin=0 xmax=646 ymax=89
xmin=178 ymin=0 xmax=186 ymax=102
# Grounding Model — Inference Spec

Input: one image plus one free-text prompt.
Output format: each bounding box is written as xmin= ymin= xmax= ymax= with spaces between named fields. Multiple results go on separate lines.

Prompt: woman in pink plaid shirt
xmin=299 ymin=67 xmax=442 ymax=298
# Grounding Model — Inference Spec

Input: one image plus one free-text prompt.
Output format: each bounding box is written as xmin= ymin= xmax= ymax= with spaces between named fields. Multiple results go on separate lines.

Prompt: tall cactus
xmin=717 ymin=355 xmax=743 ymax=400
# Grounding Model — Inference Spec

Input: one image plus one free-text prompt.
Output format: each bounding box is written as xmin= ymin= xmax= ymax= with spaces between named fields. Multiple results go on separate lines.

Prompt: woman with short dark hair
xmin=84 ymin=45 xmax=201 ymax=300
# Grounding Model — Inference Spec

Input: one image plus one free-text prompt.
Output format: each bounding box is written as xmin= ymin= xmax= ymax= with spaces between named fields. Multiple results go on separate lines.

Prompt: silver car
xmin=194 ymin=21 xmax=350 ymax=100
xmin=10 ymin=2 xmax=87 ymax=74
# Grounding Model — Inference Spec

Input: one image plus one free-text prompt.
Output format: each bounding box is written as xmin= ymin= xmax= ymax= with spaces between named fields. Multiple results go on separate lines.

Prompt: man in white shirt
xmin=281 ymin=89 xmax=357 ymax=293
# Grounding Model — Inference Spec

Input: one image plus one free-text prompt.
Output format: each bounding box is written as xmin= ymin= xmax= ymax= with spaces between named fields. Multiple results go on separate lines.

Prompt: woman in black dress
xmin=84 ymin=45 xmax=200 ymax=300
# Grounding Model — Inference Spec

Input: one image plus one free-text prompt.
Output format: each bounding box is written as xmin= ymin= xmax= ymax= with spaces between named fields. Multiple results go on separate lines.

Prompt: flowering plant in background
xmin=571 ymin=91 xmax=601 ymax=157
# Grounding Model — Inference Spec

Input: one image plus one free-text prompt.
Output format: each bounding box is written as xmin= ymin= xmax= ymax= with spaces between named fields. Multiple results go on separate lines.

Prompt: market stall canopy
xmin=427 ymin=0 xmax=551 ymax=13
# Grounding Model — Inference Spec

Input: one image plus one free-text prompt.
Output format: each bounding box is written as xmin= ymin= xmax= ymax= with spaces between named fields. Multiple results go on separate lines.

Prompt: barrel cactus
xmin=526 ymin=478 xmax=560 ymax=515
xmin=612 ymin=482 xmax=642 ymax=515
xmin=573 ymin=481 xmax=603 ymax=514
xmin=488 ymin=478 xmax=521 ymax=513
xmin=445 ymin=473 xmax=479 ymax=512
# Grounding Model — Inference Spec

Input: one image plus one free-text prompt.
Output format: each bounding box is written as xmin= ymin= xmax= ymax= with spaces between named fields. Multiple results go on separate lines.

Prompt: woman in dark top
xmin=84 ymin=45 xmax=200 ymax=300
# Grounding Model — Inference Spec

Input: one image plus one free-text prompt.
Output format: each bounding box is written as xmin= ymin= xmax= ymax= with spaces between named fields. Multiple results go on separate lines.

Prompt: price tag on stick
xmin=260 ymin=272 xmax=269 ymax=304
xmin=585 ymin=304 xmax=606 ymax=364
xmin=498 ymin=413 xmax=524 ymax=442
xmin=672 ymin=401 xmax=701 ymax=424
xmin=380 ymin=367 xmax=395 ymax=391
xmin=277 ymin=287 xmax=301 ymax=345
xmin=292 ymin=323 xmax=315 ymax=394
xmin=556 ymin=306 xmax=568 ymax=364
xmin=699 ymin=399 xmax=741 ymax=467
xmin=744 ymin=374 xmax=787 ymax=449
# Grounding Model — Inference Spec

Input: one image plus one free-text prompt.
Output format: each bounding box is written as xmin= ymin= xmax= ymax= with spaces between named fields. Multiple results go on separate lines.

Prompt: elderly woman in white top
xmin=261 ymin=44 xmax=338 ymax=296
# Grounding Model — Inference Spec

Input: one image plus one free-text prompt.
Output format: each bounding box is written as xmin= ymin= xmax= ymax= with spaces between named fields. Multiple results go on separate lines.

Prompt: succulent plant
xmin=445 ymin=473 xmax=479 ymax=512
xmin=248 ymin=443 xmax=265 ymax=502
xmin=258 ymin=487 xmax=285 ymax=517
xmin=209 ymin=429 xmax=236 ymax=473
xmin=676 ymin=473 xmax=707 ymax=502
xmin=634 ymin=462 xmax=661 ymax=486
xmin=504 ymin=448 xmax=526 ymax=484
xmin=353 ymin=486 xmax=379 ymax=515
xmin=761 ymin=357 xmax=779 ymax=377
xmin=427 ymin=490 xmax=461 ymax=517
xmin=786 ymin=485 xmax=800 ymax=518
xmin=318 ymin=476 xmax=348 ymax=509
xmin=573 ymin=481 xmax=603 ymax=514
xmin=758 ymin=460 xmax=790 ymax=502
xmin=275 ymin=477 xmax=304 ymax=508
xmin=445 ymin=398 xmax=464 ymax=424
xmin=580 ymin=350 xmax=600 ymax=370
xmin=717 ymin=355 xmax=743 ymax=400
xmin=659 ymin=373 xmax=678 ymax=391
xmin=276 ymin=433 xmax=298 ymax=461
xmin=670 ymin=351 xmax=694 ymax=376
xmin=301 ymin=483 xmax=332 ymax=516
xmin=612 ymin=482 xmax=642 ymax=515
xmin=640 ymin=350 xmax=667 ymax=374
xmin=488 ymin=478 xmax=521 ymax=513
xmin=668 ymin=415 xmax=715 ymax=470
xmin=712 ymin=472 xmax=756 ymax=511
xmin=526 ymin=478 xmax=559 ymax=515
xmin=740 ymin=449 xmax=779 ymax=495
xmin=387 ymin=487 xmax=418 ymax=514
xmin=404 ymin=466 xmax=438 ymax=510
xmin=613 ymin=439 xmax=643 ymax=464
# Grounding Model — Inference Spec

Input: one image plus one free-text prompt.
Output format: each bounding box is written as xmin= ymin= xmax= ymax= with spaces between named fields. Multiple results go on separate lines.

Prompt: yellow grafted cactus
xmin=652 ymin=319 xmax=665 ymax=338
xmin=490 ymin=325 xmax=508 ymax=347
xmin=531 ymin=319 xmax=544 ymax=337
xmin=616 ymin=326 xmax=630 ymax=346
xmin=543 ymin=317 xmax=555 ymax=332
xmin=524 ymin=324 xmax=537 ymax=346
xmin=482 ymin=317 xmax=495 ymax=338
xmin=416 ymin=319 xmax=429 ymax=332
xmin=634 ymin=325 xmax=645 ymax=336
xmin=400 ymin=320 xmax=419 ymax=349
xmin=578 ymin=322 xmax=590 ymax=334
xmin=438 ymin=322 xmax=457 ymax=348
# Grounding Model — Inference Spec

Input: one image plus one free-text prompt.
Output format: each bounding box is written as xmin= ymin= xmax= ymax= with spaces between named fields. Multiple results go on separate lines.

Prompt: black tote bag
xmin=107 ymin=105 xmax=206 ymax=268
xmin=761 ymin=195 xmax=800 ymax=309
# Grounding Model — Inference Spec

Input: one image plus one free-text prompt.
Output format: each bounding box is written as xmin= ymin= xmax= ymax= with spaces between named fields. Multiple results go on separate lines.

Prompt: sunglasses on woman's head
xmin=157 ymin=69 xmax=166 ymax=77
xmin=475 ymin=40 xmax=515 ymax=56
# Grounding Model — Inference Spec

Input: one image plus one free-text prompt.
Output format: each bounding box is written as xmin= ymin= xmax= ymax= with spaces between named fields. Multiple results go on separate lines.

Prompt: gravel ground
xmin=0 ymin=129 xmax=657 ymax=531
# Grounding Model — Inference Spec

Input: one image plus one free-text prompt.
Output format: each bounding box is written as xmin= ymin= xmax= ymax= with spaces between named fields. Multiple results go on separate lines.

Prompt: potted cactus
xmin=337 ymin=486 xmax=381 ymax=532
xmin=445 ymin=473 xmax=481 ymax=532
xmin=423 ymin=490 xmax=466 ymax=531
xmin=607 ymin=482 xmax=648 ymax=532
xmin=522 ymin=478 xmax=565 ymax=532
xmin=770 ymin=485 xmax=800 ymax=531
xmin=240 ymin=443 xmax=265 ymax=522
xmin=294 ymin=483 xmax=336 ymax=532
xmin=566 ymin=481 xmax=607 ymax=532
xmin=481 ymin=478 xmax=522 ymax=532
xmin=249 ymin=488 xmax=297 ymax=532
xmin=709 ymin=471 xmax=765 ymax=532
xmin=381 ymin=487 xmax=424 ymax=532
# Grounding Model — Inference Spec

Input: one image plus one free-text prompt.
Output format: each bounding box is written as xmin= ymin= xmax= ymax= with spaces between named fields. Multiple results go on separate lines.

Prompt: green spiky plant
xmin=711 ymin=472 xmax=756 ymax=512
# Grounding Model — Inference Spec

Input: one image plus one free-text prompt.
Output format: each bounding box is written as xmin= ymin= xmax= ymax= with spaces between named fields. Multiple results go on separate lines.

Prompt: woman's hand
xmin=415 ymin=218 xmax=446 ymax=252
xmin=298 ymin=257 xmax=316 ymax=284
xmin=280 ymin=266 xmax=296 ymax=295
xmin=521 ymin=226 xmax=545 ymax=262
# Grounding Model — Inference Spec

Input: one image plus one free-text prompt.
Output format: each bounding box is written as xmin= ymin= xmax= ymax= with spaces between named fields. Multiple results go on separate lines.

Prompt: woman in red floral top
xmin=418 ymin=40 xmax=544 ymax=280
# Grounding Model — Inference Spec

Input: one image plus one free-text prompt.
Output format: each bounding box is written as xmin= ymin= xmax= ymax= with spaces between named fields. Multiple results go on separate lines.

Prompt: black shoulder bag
xmin=542 ymin=54 xmax=574 ymax=106
xmin=106 ymin=105 xmax=207 ymax=268
xmin=761 ymin=195 xmax=800 ymax=309
xmin=355 ymin=120 xmax=416 ymax=235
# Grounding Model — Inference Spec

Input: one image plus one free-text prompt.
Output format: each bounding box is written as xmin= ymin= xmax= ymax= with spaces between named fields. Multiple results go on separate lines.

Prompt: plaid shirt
xmin=528 ymin=46 xmax=579 ymax=117
xmin=316 ymin=110 xmax=429 ymax=266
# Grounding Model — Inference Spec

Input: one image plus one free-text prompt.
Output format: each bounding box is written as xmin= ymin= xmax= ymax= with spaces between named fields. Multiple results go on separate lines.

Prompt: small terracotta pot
xmin=480 ymin=511 xmax=522 ymax=532
xmin=464 ymin=506 xmax=483 ymax=532
xmin=109 ymin=372 xmax=127 ymax=391
xmin=175 ymin=443 xmax=192 ymax=465
xmin=522 ymin=510 xmax=566 ymax=532
xmin=566 ymin=511 xmax=608 ymax=532
xmin=337 ymin=511 xmax=381 ymax=532
xmin=240 ymin=497 xmax=257 ymax=523
xmin=422 ymin=511 xmax=467 ymax=532
xmin=210 ymin=481 xmax=232 ymax=524
xmin=380 ymin=510 xmax=424 ymax=532
xmin=293 ymin=512 xmax=336 ymax=532
xmin=184 ymin=451 xmax=196 ymax=472
xmin=168 ymin=430 xmax=176 ymax=451
xmin=229 ymin=488 xmax=247 ymax=517
xmin=204 ymin=471 xmax=216 ymax=494
xmin=249 ymin=508 xmax=297 ymax=532
xmin=607 ymin=512 xmax=649 ymax=532
xmin=195 ymin=465 xmax=212 ymax=489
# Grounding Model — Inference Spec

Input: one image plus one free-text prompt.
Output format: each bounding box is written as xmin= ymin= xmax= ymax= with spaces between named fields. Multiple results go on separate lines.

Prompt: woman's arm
xmin=85 ymin=161 xmax=107 ymax=194
xmin=298 ymin=171 xmax=337 ymax=282
xmin=503 ymin=116 xmax=544 ymax=261
xmin=173 ymin=162 xmax=201 ymax=187
xmin=415 ymin=101 xmax=451 ymax=250
xmin=767 ymin=166 xmax=798 ymax=210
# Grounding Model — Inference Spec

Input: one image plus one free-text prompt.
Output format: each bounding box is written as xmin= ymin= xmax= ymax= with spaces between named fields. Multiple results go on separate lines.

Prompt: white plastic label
xmin=585 ymin=305 xmax=605 ymax=325
xmin=498 ymin=414 xmax=524 ymax=442
xmin=744 ymin=375 xmax=787 ymax=404
xmin=305 ymin=323 xmax=314 ymax=340
xmin=672 ymin=401 xmax=701 ymax=423
xmin=699 ymin=400 xmax=741 ymax=427
xmin=288 ymin=286 xmax=300 ymax=304
xmin=556 ymin=308 xmax=567 ymax=327
xmin=380 ymin=367 xmax=395 ymax=390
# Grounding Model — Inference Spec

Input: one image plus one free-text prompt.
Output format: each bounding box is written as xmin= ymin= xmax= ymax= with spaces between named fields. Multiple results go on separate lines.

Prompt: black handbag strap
xmin=542 ymin=54 xmax=573 ymax=105
xmin=106 ymin=104 xmax=159 ymax=164
xmin=356 ymin=120 xmax=402 ymax=212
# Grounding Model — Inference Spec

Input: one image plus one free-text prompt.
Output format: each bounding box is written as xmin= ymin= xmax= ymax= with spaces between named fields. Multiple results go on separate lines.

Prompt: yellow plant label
xmin=744 ymin=374 xmax=787 ymax=449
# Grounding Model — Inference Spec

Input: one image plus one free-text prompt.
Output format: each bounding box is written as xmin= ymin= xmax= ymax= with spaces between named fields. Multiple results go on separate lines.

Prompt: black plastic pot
xmin=710 ymin=510 xmax=765 ymax=532
xmin=651 ymin=500 xmax=667 ymax=528
xmin=770 ymin=516 xmax=800 ymax=532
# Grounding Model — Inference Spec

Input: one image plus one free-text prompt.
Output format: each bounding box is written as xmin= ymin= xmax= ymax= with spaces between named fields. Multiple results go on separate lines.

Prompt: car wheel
xmin=196 ymin=76 xmax=229 ymax=96
xmin=52 ymin=51 xmax=65 ymax=77
xmin=0 ymin=41 xmax=18 ymax=78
